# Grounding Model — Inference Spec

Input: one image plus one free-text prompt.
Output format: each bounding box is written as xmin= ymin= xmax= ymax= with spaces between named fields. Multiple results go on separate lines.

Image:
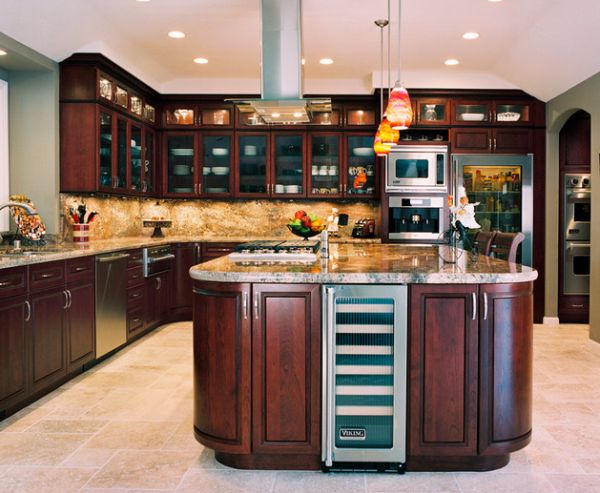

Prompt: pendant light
xmin=373 ymin=18 xmax=392 ymax=156
xmin=385 ymin=0 xmax=412 ymax=130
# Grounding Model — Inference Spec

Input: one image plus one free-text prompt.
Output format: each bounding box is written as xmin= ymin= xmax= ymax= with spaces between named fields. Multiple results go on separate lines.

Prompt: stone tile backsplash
xmin=60 ymin=194 xmax=380 ymax=241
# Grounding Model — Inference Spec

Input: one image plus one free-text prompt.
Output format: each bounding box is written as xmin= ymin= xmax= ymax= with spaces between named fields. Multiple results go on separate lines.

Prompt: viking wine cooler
xmin=321 ymin=285 xmax=407 ymax=472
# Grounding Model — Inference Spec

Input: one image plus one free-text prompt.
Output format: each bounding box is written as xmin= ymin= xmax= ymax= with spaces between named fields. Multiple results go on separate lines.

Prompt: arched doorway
xmin=558 ymin=110 xmax=591 ymax=323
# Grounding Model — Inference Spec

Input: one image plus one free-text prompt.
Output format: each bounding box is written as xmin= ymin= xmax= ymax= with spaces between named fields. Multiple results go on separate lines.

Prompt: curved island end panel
xmin=190 ymin=244 xmax=537 ymax=472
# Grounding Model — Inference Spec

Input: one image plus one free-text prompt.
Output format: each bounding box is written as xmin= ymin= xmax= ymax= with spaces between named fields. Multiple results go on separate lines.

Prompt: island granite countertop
xmin=189 ymin=243 xmax=537 ymax=284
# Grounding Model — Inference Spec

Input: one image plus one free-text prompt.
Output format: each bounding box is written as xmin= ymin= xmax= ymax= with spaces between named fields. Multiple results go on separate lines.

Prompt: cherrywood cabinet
xmin=172 ymin=243 xmax=201 ymax=320
xmin=451 ymin=128 xmax=533 ymax=154
xmin=145 ymin=272 xmax=172 ymax=329
xmin=193 ymin=281 xmax=321 ymax=468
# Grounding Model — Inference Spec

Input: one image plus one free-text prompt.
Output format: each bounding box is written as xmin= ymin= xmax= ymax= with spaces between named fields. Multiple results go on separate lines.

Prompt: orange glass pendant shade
xmin=373 ymin=131 xmax=391 ymax=156
xmin=385 ymin=84 xmax=413 ymax=130
xmin=379 ymin=116 xmax=399 ymax=144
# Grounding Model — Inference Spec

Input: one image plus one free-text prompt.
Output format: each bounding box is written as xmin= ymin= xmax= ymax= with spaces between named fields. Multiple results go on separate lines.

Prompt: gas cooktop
xmin=229 ymin=240 xmax=320 ymax=261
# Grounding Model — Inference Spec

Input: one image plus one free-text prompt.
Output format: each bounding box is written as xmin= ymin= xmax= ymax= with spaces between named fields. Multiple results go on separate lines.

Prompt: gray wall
xmin=546 ymin=72 xmax=600 ymax=342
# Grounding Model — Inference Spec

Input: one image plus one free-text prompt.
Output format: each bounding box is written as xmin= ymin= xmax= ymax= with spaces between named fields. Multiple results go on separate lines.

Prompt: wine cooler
xmin=322 ymin=285 xmax=407 ymax=472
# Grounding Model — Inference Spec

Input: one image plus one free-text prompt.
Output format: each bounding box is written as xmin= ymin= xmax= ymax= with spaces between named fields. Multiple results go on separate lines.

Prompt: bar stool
xmin=489 ymin=232 xmax=525 ymax=263
xmin=472 ymin=230 xmax=496 ymax=256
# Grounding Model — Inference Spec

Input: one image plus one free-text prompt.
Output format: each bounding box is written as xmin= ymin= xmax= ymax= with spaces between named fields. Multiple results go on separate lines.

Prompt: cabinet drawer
xmin=127 ymin=285 xmax=145 ymax=306
xmin=29 ymin=261 xmax=65 ymax=292
xmin=66 ymin=256 xmax=94 ymax=283
xmin=127 ymin=266 xmax=144 ymax=288
xmin=0 ymin=267 xmax=28 ymax=300
xmin=127 ymin=307 xmax=145 ymax=337
xmin=201 ymin=242 xmax=239 ymax=260
xmin=128 ymin=249 xmax=143 ymax=269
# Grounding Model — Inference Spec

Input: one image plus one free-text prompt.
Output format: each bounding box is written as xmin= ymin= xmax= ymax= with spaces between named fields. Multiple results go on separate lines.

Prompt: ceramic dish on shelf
xmin=212 ymin=148 xmax=229 ymax=156
xmin=172 ymin=187 xmax=194 ymax=193
xmin=460 ymin=113 xmax=485 ymax=121
xmin=243 ymin=145 xmax=257 ymax=156
xmin=353 ymin=147 xmax=375 ymax=157
xmin=170 ymin=148 xmax=194 ymax=156
xmin=496 ymin=111 xmax=521 ymax=122
xmin=206 ymin=187 xmax=227 ymax=193
xmin=212 ymin=167 xmax=230 ymax=175
xmin=203 ymin=167 xmax=211 ymax=175
xmin=173 ymin=164 xmax=192 ymax=176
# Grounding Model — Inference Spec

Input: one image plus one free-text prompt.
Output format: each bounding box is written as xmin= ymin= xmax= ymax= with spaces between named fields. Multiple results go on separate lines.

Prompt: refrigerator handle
xmin=323 ymin=286 xmax=336 ymax=468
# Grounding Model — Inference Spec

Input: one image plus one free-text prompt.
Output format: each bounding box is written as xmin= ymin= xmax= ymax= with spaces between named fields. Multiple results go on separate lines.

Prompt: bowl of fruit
xmin=287 ymin=210 xmax=325 ymax=239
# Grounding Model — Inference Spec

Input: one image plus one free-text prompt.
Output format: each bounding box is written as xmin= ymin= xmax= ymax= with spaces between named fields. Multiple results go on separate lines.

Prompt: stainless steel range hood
xmin=230 ymin=0 xmax=331 ymax=124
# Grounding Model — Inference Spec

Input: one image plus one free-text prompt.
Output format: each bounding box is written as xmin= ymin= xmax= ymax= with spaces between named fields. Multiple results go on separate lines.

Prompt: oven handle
xmin=146 ymin=253 xmax=175 ymax=263
xmin=567 ymin=191 xmax=591 ymax=202
xmin=566 ymin=243 xmax=590 ymax=255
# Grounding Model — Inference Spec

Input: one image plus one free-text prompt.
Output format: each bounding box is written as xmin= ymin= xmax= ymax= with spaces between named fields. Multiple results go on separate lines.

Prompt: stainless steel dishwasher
xmin=95 ymin=252 xmax=130 ymax=358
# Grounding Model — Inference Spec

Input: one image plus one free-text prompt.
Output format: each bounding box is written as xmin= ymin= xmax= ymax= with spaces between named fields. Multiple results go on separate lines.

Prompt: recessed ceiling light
xmin=319 ymin=58 xmax=334 ymax=65
xmin=488 ymin=0 xmax=502 ymax=2
xmin=0 ymin=49 xmax=7 ymax=56
xmin=193 ymin=57 xmax=208 ymax=64
xmin=462 ymin=32 xmax=479 ymax=40
xmin=136 ymin=0 xmax=151 ymax=3
xmin=168 ymin=31 xmax=185 ymax=39
xmin=445 ymin=59 xmax=460 ymax=66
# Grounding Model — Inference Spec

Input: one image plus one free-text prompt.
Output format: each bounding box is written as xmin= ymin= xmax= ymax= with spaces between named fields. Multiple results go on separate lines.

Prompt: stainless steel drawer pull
xmin=41 ymin=273 xmax=55 ymax=279
xmin=243 ymin=291 xmax=248 ymax=320
xmin=63 ymin=290 xmax=69 ymax=309
xmin=483 ymin=292 xmax=489 ymax=321
xmin=132 ymin=292 xmax=141 ymax=298
xmin=471 ymin=292 xmax=477 ymax=320
xmin=254 ymin=293 xmax=259 ymax=319
xmin=0 ymin=280 xmax=13 ymax=287
xmin=67 ymin=290 xmax=72 ymax=308
xmin=74 ymin=266 xmax=88 ymax=272
xmin=156 ymin=277 xmax=162 ymax=290
xmin=24 ymin=300 xmax=31 ymax=322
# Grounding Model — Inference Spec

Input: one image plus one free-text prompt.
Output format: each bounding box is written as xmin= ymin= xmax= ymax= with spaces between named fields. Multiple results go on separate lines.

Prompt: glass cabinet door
xmin=130 ymin=124 xmax=142 ymax=192
xmin=144 ymin=130 xmax=155 ymax=194
xmin=415 ymin=99 xmax=450 ymax=125
xmin=273 ymin=133 xmax=304 ymax=196
xmin=494 ymin=102 xmax=531 ymax=124
xmin=309 ymin=134 xmax=341 ymax=197
xmin=453 ymin=101 xmax=491 ymax=124
xmin=237 ymin=134 xmax=268 ymax=195
xmin=202 ymin=134 xmax=232 ymax=195
xmin=98 ymin=111 xmax=113 ymax=189
xmin=115 ymin=118 xmax=128 ymax=189
xmin=346 ymin=135 xmax=376 ymax=197
xmin=166 ymin=134 xmax=196 ymax=195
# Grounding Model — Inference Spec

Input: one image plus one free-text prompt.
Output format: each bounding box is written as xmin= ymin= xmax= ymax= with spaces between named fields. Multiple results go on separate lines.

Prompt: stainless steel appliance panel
xmin=564 ymin=174 xmax=591 ymax=241
xmin=322 ymin=285 xmax=407 ymax=469
xmin=564 ymin=241 xmax=590 ymax=294
xmin=385 ymin=145 xmax=448 ymax=193
xmin=143 ymin=245 xmax=175 ymax=277
xmin=95 ymin=252 xmax=129 ymax=358
xmin=388 ymin=196 xmax=446 ymax=241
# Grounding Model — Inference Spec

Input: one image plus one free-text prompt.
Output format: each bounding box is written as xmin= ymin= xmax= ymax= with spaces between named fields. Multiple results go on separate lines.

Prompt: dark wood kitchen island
xmin=189 ymin=243 xmax=537 ymax=472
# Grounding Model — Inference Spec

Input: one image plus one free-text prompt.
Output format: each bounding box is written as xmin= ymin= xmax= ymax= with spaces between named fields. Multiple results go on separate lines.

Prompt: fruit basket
xmin=287 ymin=211 xmax=325 ymax=240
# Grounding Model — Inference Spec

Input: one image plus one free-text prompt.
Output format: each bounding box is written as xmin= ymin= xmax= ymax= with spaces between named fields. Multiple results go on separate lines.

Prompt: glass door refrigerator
xmin=451 ymin=154 xmax=533 ymax=266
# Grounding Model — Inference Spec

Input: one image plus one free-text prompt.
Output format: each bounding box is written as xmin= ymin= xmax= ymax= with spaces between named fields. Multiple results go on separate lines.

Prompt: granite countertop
xmin=0 ymin=235 xmax=380 ymax=270
xmin=189 ymin=243 xmax=538 ymax=284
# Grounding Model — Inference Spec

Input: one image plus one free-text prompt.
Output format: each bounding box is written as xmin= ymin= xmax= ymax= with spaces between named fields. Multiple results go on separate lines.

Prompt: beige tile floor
xmin=0 ymin=322 xmax=599 ymax=493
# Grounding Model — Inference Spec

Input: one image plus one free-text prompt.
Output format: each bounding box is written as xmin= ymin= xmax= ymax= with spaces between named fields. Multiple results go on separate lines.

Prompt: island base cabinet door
xmin=30 ymin=290 xmax=67 ymax=394
xmin=479 ymin=283 xmax=533 ymax=454
xmin=409 ymin=285 xmax=479 ymax=456
xmin=0 ymin=297 xmax=29 ymax=411
xmin=252 ymin=284 xmax=321 ymax=455
xmin=66 ymin=282 xmax=96 ymax=373
xmin=193 ymin=281 xmax=251 ymax=454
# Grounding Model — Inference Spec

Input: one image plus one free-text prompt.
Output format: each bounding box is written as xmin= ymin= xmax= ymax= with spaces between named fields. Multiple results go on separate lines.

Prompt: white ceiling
xmin=1 ymin=0 xmax=600 ymax=101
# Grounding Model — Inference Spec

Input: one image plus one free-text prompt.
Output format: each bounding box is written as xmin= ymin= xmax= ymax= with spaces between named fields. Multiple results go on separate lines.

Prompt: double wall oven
xmin=385 ymin=145 xmax=449 ymax=241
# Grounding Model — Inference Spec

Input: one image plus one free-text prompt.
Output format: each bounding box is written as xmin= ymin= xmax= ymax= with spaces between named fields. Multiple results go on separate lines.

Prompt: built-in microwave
xmin=385 ymin=145 xmax=448 ymax=193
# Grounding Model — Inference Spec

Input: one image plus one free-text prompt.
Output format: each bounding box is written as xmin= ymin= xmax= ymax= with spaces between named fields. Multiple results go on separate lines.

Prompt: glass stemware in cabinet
xmin=310 ymin=135 xmax=340 ymax=196
xmin=274 ymin=134 xmax=304 ymax=196
xmin=346 ymin=135 xmax=376 ymax=196
xmin=99 ymin=112 xmax=112 ymax=188
xmin=130 ymin=125 xmax=142 ymax=192
xmin=167 ymin=135 xmax=195 ymax=194
xmin=238 ymin=134 xmax=268 ymax=195
xmin=202 ymin=135 xmax=231 ymax=195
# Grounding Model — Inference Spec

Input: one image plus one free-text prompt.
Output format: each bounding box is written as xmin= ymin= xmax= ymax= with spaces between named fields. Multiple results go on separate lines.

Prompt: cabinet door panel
xmin=30 ymin=290 xmax=67 ymax=393
xmin=451 ymin=129 xmax=492 ymax=153
xmin=494 ymin=129 xmax=533 ymax=153
xmin=409 ymin=285 xmax=478 ymax=456
xmin=67 ymin=282 xmax=95 ymax=371
xmin=0 ymin=297 xmax=28 ymax=407
xmin=479 ymin=283 xmax=533 ymax=453
xmin=252 ymin=284 xmax=320 ymax=454
xmin=193 ymin=282 xmax=251 ymax=453
xmin=172 ymin=244 xmax=198 ymax=315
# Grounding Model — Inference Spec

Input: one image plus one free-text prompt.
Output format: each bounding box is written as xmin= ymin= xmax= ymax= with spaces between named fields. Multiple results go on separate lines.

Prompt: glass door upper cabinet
xmin=144 ymin=130 xmax=155 ymax=194
xmin=309 ymin=134 xmax=341 ymax=197
xmin=98 ymin=75 xmax=113 ymax=101
xmin=273 ymin=133 xmax=305 ymax=196
xmin=114 ymin=86 xmax=128 ymax=109
xmin=312 ymin=109 xmax=341 ymax=126
xmin=115 ymin=118 xmax=128 ymax=190
xmin=346 ymin=108 xmax=376 ymax=127
xmin=201 ymin=108 xmax=231 ymax=127
xmin=98 ymin=111 xmax=113 ymax=189
xmin=346 ymin=134 xmax=376 ymax=197
xmin=494 ymin=102 xmax=531 ymax=124
xmin=130 ymin=124 xmax=143 ymax=192
xmin=415 ymin=98 xmax=450 ymax=125
xmin=165 ymin=107 xmax=196 ymax=126
xmin=237 ymin=134 xmax=268 ymax=196
xmin=453 ymin=101 xmax=491 ymax=124
xmin=202 ymin=134 xmax=232 ymax=195
xmin=166 ymin=134 xmax=196 ymax=195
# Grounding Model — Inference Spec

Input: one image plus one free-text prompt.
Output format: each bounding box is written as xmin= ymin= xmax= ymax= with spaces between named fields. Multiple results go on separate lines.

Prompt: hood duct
xmin=230 ymin=0 xmax=331 ymax=124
